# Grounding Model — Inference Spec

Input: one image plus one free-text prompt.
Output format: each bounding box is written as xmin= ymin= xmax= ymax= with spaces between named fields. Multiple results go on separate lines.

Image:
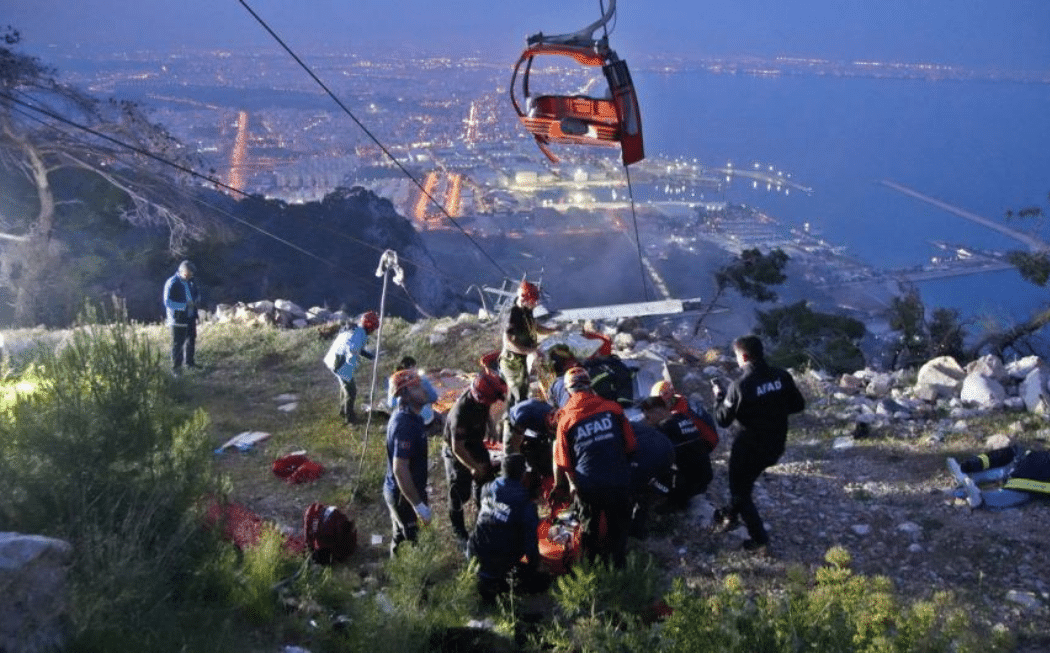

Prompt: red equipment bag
xmin=304 ymin=502 xmax=357 ymax=564
xmin=273 ymin=454 xmax=325 ymax=484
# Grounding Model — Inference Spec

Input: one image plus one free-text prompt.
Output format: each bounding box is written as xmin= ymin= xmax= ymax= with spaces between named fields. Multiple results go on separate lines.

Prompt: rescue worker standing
xmin=499 ymin=281 xmax=555 ymax=449
xmin=553 ymin=367 xmax=636 ymax=567
xmin=163 ymin=260 xmax=203 ymax=374
xmin=323 ymin=311 xmax=378 ymax=424
xmin=443 ymin=372 xmax=507 ymax=543
xmin=467 ymin=453 xmax=548 ymax=603
xmin=713 ymin=335 xmax=805 ymax=552
xmin=383 ymin=369 xmax=432 ymax=556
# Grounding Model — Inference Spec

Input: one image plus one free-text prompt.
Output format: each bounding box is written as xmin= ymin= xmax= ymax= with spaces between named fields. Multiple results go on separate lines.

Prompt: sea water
xmin=635 ymin=69 xmax=1050 ymax=323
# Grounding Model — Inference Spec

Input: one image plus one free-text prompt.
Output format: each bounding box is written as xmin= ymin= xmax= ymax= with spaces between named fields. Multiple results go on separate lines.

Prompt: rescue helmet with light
xmin=470 ymin=372 xmax=508 ymax=405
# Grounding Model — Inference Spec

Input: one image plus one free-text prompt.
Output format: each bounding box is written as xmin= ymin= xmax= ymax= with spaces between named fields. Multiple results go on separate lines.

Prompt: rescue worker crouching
xmin=468 ymin=453 xmax=550 ymax=603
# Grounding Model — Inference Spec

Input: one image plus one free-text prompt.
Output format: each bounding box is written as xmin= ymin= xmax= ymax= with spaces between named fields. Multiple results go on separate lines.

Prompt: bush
xmin=661 ymin=547 xmax=1009 ymax=653
xmin=0 ymin=317 xmax=222 ymax=650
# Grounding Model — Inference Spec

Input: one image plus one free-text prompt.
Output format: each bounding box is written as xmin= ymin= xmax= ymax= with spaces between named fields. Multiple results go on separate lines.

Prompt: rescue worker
xmin=383 ymin=369 xmax=433 ymax=556
xmin=467 ymin=453 xmax=549 ymax=603
xmin=386 ymin=356 xmax=441 ymax=435
xmin=506 ymin=398 xmax=557 ymax=491
xmin=713 ymin=335 xmax=805 ymax=552
xmin=544 ymin=343 xmax=579 ymax=409
xmin=323 ymin=311 xmax=378 ymax=424
xmin=553 ymin=366 xmax=636 ymax=567
xmin=443 ymin=371 xmax=507 ymax=543
xmin=499 ymin=280 xmax=555 ymax=449
xmin=626 ymin=410 xmax=675 ymax=538
xmin=641 ymin=392 xmax=715 ymax=511
xmin=162 ymin=259 xmax=203 ymax=374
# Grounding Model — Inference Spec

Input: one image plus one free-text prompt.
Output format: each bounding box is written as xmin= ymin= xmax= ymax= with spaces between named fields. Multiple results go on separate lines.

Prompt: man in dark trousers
xmin=553 ymin=366 xmax=636 ymax=567
xmin=443 ymin=371 xmax=506 ymax=543
xmin=713 ymin=335 xmax=805 ymax=552
xmin=162 ymin=259 xmax=203 ymax=374
xmin=467 ymin=453 xmax=549 ymax=603
xmin=383 ymin=369 xmax=433 ymax=556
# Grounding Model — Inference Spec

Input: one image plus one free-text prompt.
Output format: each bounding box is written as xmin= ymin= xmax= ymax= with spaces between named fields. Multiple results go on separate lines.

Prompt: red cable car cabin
xmin=510 ymin=42 xmax=643 ymax=166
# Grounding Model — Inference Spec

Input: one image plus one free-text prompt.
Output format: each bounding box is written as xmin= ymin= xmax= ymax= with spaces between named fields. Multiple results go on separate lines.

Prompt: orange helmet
xmin=359 ymin=310 xmax=379 ymax=332
xmin=470 ymin=372 xmax=507 ymax=405
xmin=564 ymin=366 xmax=591 ymax=391
xmin=518 ymin=281 xmax=540 ymax=305
xmin=650 ymin=380 xmax=675 ymax=404
xmin=390 ymin=369 xmax=421 ymax=396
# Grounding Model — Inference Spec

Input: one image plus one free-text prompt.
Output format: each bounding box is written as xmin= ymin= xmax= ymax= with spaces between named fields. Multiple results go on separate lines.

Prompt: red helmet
xmin=518 ymin=281 xmax=540 ymax=305
xmin=651 ymin=380 xmax=675 ymax=404
xmin=470 ymin=372 xmax=507 ymax=405
xmin=564 ymin=366 xmax=591 ymax=391
xmin=359 ymin=310 xmax=379 ymax=332
xmin=390 ymin=369 xmax=421 ymax=396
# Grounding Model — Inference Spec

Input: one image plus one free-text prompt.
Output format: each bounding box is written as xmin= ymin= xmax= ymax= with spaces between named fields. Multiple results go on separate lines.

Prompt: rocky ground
xmin=640 ymin=414 xmax=1050 ymax=651
xmin=202 ymin=319 xmax=1050 ymax=651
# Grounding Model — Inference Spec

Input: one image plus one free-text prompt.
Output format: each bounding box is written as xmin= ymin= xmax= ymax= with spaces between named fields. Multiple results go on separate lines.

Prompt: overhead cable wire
xmin=2 ymin=91 xmax=333 ymax=266
xmin=236 ymin=0 xmax=510 ymax=280
xmin=4 ymin=92 xmax=461 ymax=312
xmin=623 ymin=162 xmax=651 ymax=301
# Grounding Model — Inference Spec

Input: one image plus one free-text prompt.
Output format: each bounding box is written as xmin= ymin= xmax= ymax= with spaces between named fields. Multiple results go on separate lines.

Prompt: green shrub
xmin=552 ymin=552 xmax=662 ymax=619
xmin=661 ymin=547 xmax=1008 ymax=653
xmin=0 ymin=317 xmax=222 ymax=650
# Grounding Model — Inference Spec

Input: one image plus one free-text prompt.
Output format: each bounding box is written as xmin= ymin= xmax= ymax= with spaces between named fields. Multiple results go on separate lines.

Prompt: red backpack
xmin=303 ymin=503 xmax=357 ymax=564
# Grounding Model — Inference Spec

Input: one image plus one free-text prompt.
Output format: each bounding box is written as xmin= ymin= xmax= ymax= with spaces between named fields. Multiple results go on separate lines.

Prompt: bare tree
xmin=0 ymin=28 xmax=216 ymax=325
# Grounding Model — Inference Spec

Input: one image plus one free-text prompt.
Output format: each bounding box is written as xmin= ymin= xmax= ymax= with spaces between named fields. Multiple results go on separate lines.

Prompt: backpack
xmin=582 ymin=355 xmax=635 ymax=406
xmin=304 ymin=503 xmax=357 ymax=564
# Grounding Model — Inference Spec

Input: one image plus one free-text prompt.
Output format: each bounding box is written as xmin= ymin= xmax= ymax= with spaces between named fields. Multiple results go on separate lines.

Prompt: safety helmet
xmin=470 ymin=372 xmax=507 ymax=405
xmin=518 ymin=280 xmax=540 ymax=305
xmin=390 ymin=369 xmax=421 ymax=396
xmin=564 ymin=366 xmax=591 ymax=391
xmin=178 ymin=259 xmax=196 ymax=275
xmin=650 ymin=380 xmax=675 ymax=404
xmin=359 ymin=310 xmax=380 ymax=333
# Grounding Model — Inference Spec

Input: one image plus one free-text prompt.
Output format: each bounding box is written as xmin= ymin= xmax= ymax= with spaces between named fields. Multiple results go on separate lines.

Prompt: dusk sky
xmin=7 ymin=0 xmax=1050 ymax=71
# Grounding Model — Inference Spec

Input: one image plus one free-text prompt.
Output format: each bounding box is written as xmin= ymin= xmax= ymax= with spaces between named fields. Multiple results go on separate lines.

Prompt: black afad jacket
xmin=715 ymin=361 xmax=805 ymax=457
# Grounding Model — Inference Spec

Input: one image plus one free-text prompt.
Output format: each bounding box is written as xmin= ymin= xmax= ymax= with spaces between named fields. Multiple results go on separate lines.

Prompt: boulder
xmin=1005 ymin=355 xmax=1042 ymax=380
xmin=1020 ymin=365 xmax=1050 ymax=414
xmin=959 ymin=371 xmax=1007 ymax=409
xmin=0 ymin=533 xmax=72 ymax=653
xmin=274 ymin=299 xmax=306 ymax=319
xmin=965 ymin=354 xmax=1007 ymax=383
xmin=914 ymin=356 xmax=966 ymax=401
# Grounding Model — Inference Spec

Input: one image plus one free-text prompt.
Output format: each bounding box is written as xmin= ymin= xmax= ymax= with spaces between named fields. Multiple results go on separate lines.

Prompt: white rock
xmin=965 ymin=354 xmax=1007 ymax=382
xmin=833 ymin=437 xmax=855 ymax=450
xmin=1020 ymin=366 xmax=1050 ymax=414
xmin=248 ymin=299 xmax=275 ymax=314
xmin=1005 ymin=590 xmax=1042 ymax=609
xmin=896 ymin=521 xmax=922 ymax=535
xmin=0 ymin=533 xmax=73 ymax=653
xmin=959 ymin=372 xmax=1006 ymax=409
xmin=985 ymin=433 xmax=1012 ymax=450
xmin=907 ymin=543 xmax=923 ymax=553
xmin=1005 ymin=355 xmax=1042 ymax=380
xmin=915 ymin=356 xmax=966 ymax=401
xmin=274 ymin=299 xmax=306 ymax=318
xmin=277 ymin=402 xmax=298 ymax=412
xmin=850 ymin=524 xmax=870 ymax=535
